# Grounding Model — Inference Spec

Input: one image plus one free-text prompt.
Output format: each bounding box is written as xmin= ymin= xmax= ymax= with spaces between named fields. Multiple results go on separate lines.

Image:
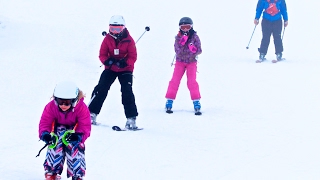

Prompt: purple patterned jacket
xmin=174 ymin=32 xmax=202 ymax=63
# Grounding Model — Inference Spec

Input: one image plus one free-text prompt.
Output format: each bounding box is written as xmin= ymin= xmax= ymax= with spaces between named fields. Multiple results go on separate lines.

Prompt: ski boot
xmin=125 ymin=117 xmax=138 ymax=130
xmin=256 ymin=53 xmax=266 ymax=63
xmin=193 ymin=100 xmax=202 ymax=115
xmin=72 ymin=176 xmax=83 ymax=180
xmin=165 ymin=99 xmax=173 ymax=114
xmin=272 ymin=53 xmax=284 ymax=63
xmin=45 ymin=172 xmax=61 ymax=180
xmin=90 ymin=112 xmax=97 ymax=125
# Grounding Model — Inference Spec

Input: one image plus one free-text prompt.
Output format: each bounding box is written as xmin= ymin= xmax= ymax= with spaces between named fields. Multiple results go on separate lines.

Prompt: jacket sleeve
xmin=255 ymin=0 xmax=264 ymax=19
xmin=193 ymin=34 xmax=202 ymax=56
xmin=38 ymin=102 xmax=55 ymax=139
xmin=75 ymin=99 xmax=91 ymax=143
xmin=125 ymin=36 xmax=137 ymax=71
xmin=174 ymin=36 xmax=183 ymax=54
xmin=99 ymin=37 xmax=110 ymax=65
xmin=280 ymin=0 xmax=288 ymax=21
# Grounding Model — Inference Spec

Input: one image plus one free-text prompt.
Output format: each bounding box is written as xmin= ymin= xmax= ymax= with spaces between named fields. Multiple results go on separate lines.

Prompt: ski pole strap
xmin=36 ymin=143 xmax=48 ymax=157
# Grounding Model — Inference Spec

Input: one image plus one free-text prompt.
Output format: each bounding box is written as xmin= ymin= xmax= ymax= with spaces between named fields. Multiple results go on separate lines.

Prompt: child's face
xmin=59 ymin=104 xmax=71 ymax=111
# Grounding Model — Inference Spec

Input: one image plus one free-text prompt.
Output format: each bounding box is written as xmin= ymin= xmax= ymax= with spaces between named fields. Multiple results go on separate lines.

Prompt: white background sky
xmin=0 ymin=0 xmax=320 ymax=179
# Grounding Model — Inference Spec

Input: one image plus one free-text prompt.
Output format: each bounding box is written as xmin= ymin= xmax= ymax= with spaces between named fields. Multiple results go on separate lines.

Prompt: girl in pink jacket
xmin=38 ymin=81 xmax=91 ymax=180
xmin=165 ymin=17 xmax=202 ymax=115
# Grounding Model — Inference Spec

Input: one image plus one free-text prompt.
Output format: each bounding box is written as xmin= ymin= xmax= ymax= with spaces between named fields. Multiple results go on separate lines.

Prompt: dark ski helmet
xmin=179 ymin=17 xmax=193 ymax=25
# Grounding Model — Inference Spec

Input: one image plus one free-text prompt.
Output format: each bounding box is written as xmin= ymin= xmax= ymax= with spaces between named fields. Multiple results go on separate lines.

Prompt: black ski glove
xmin=41 ymin=132 xmax=54 ymax=144
xmin=65 ymin=133 xmax=82 ymax=145
xmin=116 ymin=58 xmax=128 ymax=68
xmin=104 ymin=57 xmax=116 ymax=66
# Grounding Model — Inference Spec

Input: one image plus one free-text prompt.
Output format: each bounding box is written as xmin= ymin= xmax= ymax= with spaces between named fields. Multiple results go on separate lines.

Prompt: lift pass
xmin=114 ymin=49 xmax=119 ymax=55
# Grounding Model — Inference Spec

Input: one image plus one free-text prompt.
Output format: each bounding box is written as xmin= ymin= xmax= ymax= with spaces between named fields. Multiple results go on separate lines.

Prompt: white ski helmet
xmin=109 ymin=15 xmax=126 ymax=26
xmin=53 ymin=81 xmax=79 ymax=106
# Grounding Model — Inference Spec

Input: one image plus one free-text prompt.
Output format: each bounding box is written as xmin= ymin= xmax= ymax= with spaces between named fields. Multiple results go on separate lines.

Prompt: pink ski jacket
xmin=38 ymin=98 xmax=91 ymax=143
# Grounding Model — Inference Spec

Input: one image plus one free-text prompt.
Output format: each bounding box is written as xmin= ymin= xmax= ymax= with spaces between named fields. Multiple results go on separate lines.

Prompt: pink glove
xmin=188 ymin=43 xmax=197 ymax=53
xmin=179 ymin=35 xmax=188 ymax=45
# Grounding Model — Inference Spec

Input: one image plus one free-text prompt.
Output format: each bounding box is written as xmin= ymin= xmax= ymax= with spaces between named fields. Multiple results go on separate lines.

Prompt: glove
xmin=104 ymin=57 xmax=116 ymax=66
xmin=179 ymin=35 xmax=188 ymax=45
xmin=41 ymin=132 xmax=54 ymax=144
xmin=65 ymin=133 xmax=82 ymax=145
xmin=116 ymin=58 xmax=128 ymax=68
xmin=188 ymin=43 xmax=197 ymax=53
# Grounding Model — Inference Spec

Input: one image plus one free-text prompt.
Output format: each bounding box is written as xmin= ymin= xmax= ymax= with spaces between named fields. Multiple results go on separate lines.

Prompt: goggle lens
xmin=109 ymin=25 xmax=125 ymax=34
xmin=179 ymin=24 xmax=192 ymax=31
xmin=56 ymin=98 xmax=72 ymax=106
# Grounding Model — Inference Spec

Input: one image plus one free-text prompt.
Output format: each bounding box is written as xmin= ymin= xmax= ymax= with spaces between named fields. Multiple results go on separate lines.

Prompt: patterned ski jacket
xmin=255 ymin=0 xmax=288 ymax=21
xmin=38 ymin=98 xmax=91 ymax=143
xmin=99 ymin=29 xmax=137 ymax=72
xmin=175 ymin=31 xmax=202 ymax=63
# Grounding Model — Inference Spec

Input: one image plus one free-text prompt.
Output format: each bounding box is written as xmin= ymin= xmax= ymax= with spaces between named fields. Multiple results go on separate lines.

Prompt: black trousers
xmin=259 ymin=18 xmax=283 ymax=55
xmin=88 ymin=70 xmax=138 ymax=118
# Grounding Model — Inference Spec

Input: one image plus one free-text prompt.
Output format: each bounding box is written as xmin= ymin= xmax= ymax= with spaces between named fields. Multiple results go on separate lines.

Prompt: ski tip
xmin=112 ymin=126 xmax=122 ymax=131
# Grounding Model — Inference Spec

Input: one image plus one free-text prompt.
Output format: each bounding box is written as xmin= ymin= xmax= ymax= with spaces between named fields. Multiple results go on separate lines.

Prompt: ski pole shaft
xmin=282 ymin=27 xmax=286 ymax=41
xmin=246 ymin=25 xmax=257 ymax=49
xmin=171 ymin=55 xmax=176 ymax=66
xmin=36 ymin=144 xmax=48 ymax=157
xmin=135 ymin=26 xmax=150 ymax=44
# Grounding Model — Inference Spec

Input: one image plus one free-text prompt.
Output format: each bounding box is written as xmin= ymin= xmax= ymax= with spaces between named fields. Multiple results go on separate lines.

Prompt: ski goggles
xmin=109 ymin=25 xmax=125 ymax=34
xmin=55 ymin=98 xmax=72 ymax=106
xmin=179 ymin=24 xmax=192 ymax=31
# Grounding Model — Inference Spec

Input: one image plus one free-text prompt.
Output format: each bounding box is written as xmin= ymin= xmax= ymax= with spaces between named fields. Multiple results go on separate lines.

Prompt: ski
xmin=112 ymin=126 xmax=143 ymax=131
xmin=272 ymin=58 xmax=286 ymax=63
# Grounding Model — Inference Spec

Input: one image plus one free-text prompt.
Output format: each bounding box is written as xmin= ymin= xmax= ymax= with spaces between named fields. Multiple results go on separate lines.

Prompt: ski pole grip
xmin=62 ymin=130 xmax=75 ymax=146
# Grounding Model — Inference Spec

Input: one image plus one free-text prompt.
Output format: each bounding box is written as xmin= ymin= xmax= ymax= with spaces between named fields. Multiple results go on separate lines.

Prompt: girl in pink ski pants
xmin=165 ymin=61 xmax=201 ymax=100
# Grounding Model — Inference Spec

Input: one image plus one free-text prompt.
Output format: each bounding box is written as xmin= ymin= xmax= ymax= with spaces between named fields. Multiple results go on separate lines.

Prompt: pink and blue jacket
xmin=174 ymin=31 xmax=202 ymax=63
xmin=38 ymin=98 xmax=91 ymax=143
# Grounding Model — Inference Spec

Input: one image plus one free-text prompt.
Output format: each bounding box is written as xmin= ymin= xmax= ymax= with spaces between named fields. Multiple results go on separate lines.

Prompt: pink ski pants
xmin=165 ymin=61 xmax=201 ymax=100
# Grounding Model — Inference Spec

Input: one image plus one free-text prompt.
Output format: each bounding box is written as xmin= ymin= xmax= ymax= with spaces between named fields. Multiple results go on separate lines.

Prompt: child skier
xmin=88 ymin=15 xmax=139 ymax=129
xmin=165 ymin=17 xmax=202 ymax=115
xmin=38 ymin=81 xmax=91 ymax=180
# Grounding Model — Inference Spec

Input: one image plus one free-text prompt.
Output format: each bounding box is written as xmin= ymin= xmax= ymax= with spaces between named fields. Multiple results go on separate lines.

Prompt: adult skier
xmin=254 ymin=0 xmax=288 ymax=62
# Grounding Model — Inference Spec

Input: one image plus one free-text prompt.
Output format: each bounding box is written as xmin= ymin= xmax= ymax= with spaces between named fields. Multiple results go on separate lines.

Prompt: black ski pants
xmin=88 ymin=69 xmax=138 ymax=118
xmin=259 ymin=18 xmax=283 ymax=55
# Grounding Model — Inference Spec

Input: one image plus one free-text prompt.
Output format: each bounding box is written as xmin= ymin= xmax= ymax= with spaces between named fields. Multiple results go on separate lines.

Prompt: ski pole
xmin=102 ymin=26 xmax=150 ymax=44
xmin=282 ymin=27 xmax=286 ymax=41
xmin=135 ymin=26 xmax=150 ymax=44
xmin=246 ymin=25 xmax=257 ymax=49
xmin=36 ymin=122 xmax=58 ymax=157
xmin=171 ymin=55 xmax=176 ymax=66
xmin=36 ymin=144 xmax=48 ymax=157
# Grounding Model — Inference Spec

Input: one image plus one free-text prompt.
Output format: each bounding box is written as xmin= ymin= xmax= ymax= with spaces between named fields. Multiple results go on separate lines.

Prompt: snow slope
xmin=0 ymin=0 xmax=319 ymax=179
